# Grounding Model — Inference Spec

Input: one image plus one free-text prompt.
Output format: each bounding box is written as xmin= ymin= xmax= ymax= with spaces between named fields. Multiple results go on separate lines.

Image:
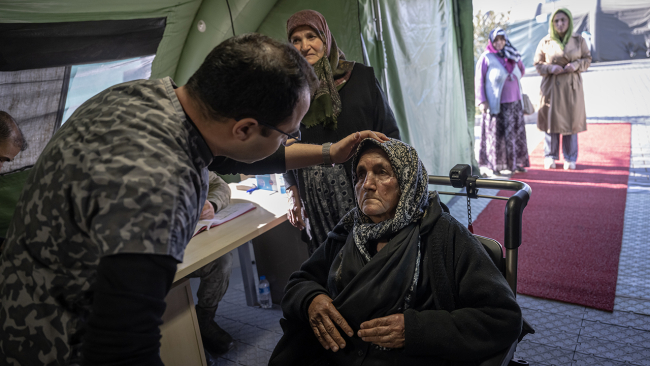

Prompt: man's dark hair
xmin=0 ymin=111 xmax=27 ymax=151
xmin=185 ymin=33 xmax=318 ymax=128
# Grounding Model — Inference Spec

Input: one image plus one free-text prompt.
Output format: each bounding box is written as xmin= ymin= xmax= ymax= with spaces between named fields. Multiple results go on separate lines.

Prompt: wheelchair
xmin=429 ymin=164 xmax=533 ymax=366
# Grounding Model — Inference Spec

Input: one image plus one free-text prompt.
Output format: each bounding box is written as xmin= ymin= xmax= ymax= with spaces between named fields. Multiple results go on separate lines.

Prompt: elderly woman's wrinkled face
xmin=553 ymin=12 xmax=569 ymax=35
xmin=355 ymin=148 xmax=400 ymax=224
xmin=493 ymin=35 xmax=506 ymax=51
xmin=290 ymin=25 xmax=326 ymax=66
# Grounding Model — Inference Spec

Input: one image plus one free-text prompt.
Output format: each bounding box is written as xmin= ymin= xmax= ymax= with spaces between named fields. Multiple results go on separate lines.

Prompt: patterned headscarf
xmin=487 ymin=27 xmax=520 ymax=73
xmin=287 ymin=10 xmax=355 ymax=130
xmin=549 ymin=8 xmax=574 ymax=50
xmin=338 ymin=138 xmax=430 ymax=260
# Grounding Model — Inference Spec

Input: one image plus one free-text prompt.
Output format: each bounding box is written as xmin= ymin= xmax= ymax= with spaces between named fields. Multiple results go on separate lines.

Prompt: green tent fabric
xmin=0 ymin=170 xmax=30 ymax=238
xmin=0 ymin=0 xmax=203 ymax=80
xmin=174 ymin=0 xmax=282 ymax=85
xmin=175 ymin=0 xmax=364 ymax=85
xmin=358 ymin=0 xmax=476 ymax=196
xmin=453 ymin=0 xmax=476 ymax=140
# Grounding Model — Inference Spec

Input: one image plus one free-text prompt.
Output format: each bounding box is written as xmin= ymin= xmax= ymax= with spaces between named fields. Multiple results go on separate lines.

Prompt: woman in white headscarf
xmin=475 ymin=27 xmax=529 ymax=176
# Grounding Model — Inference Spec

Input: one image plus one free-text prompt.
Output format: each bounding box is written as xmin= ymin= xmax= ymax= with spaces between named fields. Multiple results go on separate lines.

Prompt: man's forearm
xmin=285 ymin=144 xmax=324 ymax=170
xmin=82 ymin=254 xmax=177 ymax=366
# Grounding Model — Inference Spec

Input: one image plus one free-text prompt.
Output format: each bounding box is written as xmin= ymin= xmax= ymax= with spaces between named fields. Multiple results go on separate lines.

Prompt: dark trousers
xmin=544 ymin=132 xmax=578 ymax=162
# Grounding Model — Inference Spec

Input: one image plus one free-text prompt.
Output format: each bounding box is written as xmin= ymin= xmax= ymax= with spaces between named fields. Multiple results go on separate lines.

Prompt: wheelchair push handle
xmin=428 ymin=164 xmax=531 ymax=251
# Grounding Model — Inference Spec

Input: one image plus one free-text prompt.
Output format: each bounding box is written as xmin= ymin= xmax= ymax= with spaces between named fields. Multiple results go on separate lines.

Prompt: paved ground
xmin=192 ymin=60 xmax=650 ymax=366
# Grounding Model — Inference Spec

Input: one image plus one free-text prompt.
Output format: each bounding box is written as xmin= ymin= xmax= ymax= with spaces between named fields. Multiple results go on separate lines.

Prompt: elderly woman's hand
xmin=550 ymin=65 xmax=564 ymax=75
xmin=358 ymin=314 xmax=405 ymax=349
xmin=478 ymin=102 xmax=488 ymax=114
xmin=563 ymin=63 xmax=576 ymax=73
xmin=330 ymin=131 xmax=390 ymax=165
xmin=308 ymin=294 xmax=354 ymax=352
xmin=286 ymin=185 xmax=306 ymax=230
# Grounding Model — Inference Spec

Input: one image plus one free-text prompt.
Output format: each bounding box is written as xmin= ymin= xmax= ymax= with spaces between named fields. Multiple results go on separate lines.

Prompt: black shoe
xmin=195 ymin=307 xmax=234 ymax=355
xmin=200 ymin=319 xmax=235 ymax=355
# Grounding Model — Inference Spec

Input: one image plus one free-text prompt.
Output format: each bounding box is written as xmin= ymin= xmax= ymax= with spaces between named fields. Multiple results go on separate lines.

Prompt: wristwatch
xmin=322 ymin=142 xmax=333 ymax=166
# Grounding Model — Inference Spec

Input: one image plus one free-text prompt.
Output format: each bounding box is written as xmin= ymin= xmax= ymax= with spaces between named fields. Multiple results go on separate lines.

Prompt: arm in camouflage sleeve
xmin=207 ymin=171 xmax=231 ymax=212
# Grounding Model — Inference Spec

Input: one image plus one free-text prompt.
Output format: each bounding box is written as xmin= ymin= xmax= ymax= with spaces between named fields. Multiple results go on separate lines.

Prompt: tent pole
xmin=371 ymin=0 xmax=389 ymax=97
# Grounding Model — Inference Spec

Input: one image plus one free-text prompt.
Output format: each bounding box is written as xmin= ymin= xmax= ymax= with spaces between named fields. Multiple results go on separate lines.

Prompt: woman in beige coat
xmin=534 ymin=8 xmax=591 ymax=170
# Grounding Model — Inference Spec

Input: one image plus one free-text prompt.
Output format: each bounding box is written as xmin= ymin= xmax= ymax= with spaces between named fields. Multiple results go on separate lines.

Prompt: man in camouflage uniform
xmin=0 ymin=33 xmax=385 ymax=365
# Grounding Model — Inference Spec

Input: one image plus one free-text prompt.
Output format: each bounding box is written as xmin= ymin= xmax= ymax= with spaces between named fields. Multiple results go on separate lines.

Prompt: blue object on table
xmin=246 ymin=185 xmax=259 ymax=194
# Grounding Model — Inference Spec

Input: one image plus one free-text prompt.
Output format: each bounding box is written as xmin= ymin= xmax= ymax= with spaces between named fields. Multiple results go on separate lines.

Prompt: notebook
xmin=192 ymin=203 xmax=256 ymax=237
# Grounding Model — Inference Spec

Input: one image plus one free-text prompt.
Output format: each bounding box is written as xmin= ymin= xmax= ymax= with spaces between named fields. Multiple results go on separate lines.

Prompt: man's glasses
xmin=258 ymin=121 xmax=302 ymax=147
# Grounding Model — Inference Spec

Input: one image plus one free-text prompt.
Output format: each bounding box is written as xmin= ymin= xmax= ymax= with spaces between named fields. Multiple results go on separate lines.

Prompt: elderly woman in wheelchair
xmin=270 ymin=138 xmax=523 ymax=366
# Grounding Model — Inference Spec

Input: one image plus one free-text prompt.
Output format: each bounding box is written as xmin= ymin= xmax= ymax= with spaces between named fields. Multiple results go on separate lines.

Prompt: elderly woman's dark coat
xmin=270 ymin=139 xmax=522 ymax=366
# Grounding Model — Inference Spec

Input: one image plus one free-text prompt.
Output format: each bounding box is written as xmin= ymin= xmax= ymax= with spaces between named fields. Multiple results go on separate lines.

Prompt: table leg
xmin=238 ymin=240 xmax=260 ymax=307
xmin=160 ymin=278 xmax=207 ymax=366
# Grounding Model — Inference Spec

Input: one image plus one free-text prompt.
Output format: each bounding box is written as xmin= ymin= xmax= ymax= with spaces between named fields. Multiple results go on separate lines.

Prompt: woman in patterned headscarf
xmin=283 ymin=9 xmax=401 ymax=255
xmin=270 ymin=138 xmax=522 ymax=366
xmin=475 ymin=27 xmax=529 ymax=177
xmin=534 ymin=8 xmax=591 ymax=170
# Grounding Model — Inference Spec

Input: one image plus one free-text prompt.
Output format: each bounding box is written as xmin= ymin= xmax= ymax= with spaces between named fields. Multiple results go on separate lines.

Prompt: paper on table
xmin=193 ymin=203 xmax=256 ymax=237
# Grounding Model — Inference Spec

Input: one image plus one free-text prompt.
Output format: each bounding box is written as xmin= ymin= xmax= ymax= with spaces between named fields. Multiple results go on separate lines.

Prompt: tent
xmin=0 ymin=0 xmax=475 ymax=238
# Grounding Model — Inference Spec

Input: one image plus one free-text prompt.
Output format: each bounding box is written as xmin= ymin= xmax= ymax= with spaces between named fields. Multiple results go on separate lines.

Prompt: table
xmin=160 ymin=184 xmax=289 ymax=366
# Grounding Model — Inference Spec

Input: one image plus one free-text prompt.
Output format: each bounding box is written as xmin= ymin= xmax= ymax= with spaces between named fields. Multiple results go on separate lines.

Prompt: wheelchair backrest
xmin=474 ymin=235 xmax=506 ymax=276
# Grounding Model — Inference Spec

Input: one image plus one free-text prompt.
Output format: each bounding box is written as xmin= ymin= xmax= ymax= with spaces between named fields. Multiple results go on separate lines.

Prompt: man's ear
xmin=231 ymin=118 xmax=260 ymax=142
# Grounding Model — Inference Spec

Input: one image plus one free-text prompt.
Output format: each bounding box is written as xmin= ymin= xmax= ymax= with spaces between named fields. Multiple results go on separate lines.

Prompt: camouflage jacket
xmin=207 ymin=171 xmax=231 ymax=212
xmin=0 ymin=77 xmax=213 ymax=365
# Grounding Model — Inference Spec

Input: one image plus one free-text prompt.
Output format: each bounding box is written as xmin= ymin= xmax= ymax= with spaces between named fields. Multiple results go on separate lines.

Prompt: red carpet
xmin=473 ymin=124 xmax=630 ymax=311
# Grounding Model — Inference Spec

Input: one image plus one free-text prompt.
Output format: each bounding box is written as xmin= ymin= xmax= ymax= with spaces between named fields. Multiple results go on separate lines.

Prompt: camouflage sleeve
xmin=86 ymin=157 xmax=202 ymax=262
xmin=207 ymin=171 xmax=231 ymax=212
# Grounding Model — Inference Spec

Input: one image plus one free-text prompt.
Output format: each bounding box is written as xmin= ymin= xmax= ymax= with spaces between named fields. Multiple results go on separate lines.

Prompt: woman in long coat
xmin=534 ymin=8 xmax=592 ymax=170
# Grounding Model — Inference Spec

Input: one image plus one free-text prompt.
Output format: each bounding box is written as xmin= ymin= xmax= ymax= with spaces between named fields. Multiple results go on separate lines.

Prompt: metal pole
xmin=506 ymin=248 xmax=518 ymax=295
xmin=372 ymin=0 xmax=389 ymax=96
xmin=238 ymin=241 xmax=260 ymax=307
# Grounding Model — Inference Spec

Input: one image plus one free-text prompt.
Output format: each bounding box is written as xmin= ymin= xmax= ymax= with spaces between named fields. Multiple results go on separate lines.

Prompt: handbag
xmin=522 ymin=94 xmax=535 ymax=115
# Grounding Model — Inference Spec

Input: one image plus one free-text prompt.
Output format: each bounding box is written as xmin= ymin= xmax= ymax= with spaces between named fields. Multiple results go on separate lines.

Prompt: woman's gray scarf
xmin=326 ymin=138 xmax=431 ymax=329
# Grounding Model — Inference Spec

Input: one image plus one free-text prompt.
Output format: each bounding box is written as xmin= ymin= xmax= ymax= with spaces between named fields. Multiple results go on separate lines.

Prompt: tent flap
xmin=359 ymin=0 xmax=474 ymax=196
xmin=0 ymin=19 xmax=165 ymax=71
xmin=0 ymin=0 xmax=203 ymax=80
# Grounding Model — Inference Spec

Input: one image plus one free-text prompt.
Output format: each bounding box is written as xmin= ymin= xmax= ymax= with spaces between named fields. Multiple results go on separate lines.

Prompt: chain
xmin=466 ymin=195 xmax=473 ymax=227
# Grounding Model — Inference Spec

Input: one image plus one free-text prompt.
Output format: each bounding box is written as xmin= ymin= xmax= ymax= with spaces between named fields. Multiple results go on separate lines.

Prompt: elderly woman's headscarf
xmin=324 ymin=139 xmax=435 ymax=331
xmin=549 ymin=8 xmax=574 ymax=50
xmin=486 ymin=27 xmax=521 ymax=73
xmin=287 ymin=10 xmax=355 ymax=130
xmin=339 ymin=138 xmax=430 ymax=257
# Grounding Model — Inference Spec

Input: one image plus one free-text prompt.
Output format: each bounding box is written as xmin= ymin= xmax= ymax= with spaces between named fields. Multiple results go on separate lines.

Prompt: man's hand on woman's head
xmin=308 ymin=294 xmax=354 ymax=352
xmin=358 ymin=314 xmax=405 ymax=349
xmin=330 ymin=131 xmax=390 ymax=165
